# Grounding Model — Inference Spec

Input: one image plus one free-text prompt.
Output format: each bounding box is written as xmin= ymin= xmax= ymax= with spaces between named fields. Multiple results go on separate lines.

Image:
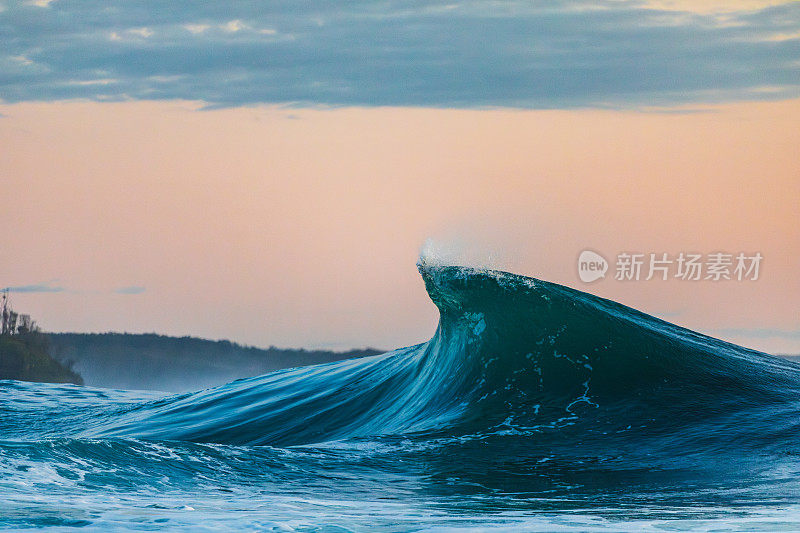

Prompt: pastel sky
xmin=1 ymin=0 xmax=798 ymax=354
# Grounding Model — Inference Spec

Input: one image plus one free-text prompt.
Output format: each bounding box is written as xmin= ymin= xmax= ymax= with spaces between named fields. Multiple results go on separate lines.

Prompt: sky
xmin=1 ymin=0 xmax=798 ymax=354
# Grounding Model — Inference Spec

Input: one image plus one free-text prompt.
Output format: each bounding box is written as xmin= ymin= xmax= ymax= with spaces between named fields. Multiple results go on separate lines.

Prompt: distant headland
xmin=48 ymin=333 xmax=381 ymax=392
xmin=0 ymin=291 xmax=83 ymax=385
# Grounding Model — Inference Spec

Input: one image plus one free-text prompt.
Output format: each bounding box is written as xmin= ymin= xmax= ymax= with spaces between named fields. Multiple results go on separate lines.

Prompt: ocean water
xmin=3 ymin=264 xmax=800 ymax=531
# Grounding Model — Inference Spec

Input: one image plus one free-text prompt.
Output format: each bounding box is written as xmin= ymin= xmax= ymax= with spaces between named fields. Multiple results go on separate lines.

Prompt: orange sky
xmin=1 ymin=99 xmax=798 ymax=353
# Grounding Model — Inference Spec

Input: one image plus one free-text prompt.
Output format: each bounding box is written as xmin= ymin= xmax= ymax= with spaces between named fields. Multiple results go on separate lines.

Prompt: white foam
xmin=418 ymin=238 xmax=505 ymax=271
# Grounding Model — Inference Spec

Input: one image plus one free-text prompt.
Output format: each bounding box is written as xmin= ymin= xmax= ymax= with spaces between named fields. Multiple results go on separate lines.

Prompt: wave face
xmin=3 ymin=264 xmax=800 ymax=530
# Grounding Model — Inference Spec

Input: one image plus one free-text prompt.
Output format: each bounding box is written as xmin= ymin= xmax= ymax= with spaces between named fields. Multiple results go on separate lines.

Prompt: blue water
xmin=3 ymin=264 xmax=800 ymax=531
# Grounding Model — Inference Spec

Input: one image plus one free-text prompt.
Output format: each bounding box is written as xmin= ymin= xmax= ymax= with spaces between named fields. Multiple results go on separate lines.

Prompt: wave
xmin=4 ymin=263 xmax=800 ymax=453
xmin=4 ymin=262 xmax=800 ymax=530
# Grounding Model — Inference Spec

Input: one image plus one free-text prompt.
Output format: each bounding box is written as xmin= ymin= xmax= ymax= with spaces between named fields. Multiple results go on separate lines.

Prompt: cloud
xmin=128 ymin=27 xmax=154 ymax=38
xmin=640 ymin=0 xmax=790 ymax=13
xmin=184 ymin=23 xmax=210 ymax=35
xmin=2 ymin=283 xmax=146 ymax=295
xmin=114 ymin=286 xmax=146 ymax=295
xmin=2 ymin=283 xmax=64 ymax=293
xmin=0 ymin=1 xmax=798 ymax=108
xmin=222 ymin=19 xmax=247 ymax=33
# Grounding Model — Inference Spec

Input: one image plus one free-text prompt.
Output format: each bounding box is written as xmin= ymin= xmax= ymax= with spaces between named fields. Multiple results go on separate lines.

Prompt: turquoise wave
xmin=4 ymin=263 xmax=800 ymax=529
xmin=6 ymin=263 xmax=799 ymax=452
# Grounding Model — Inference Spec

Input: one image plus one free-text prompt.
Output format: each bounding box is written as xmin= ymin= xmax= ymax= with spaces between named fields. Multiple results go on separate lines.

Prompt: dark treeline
xmin=48 ymin=333 xmax=381 ymax=392
xmin=0 ymin=293 xmax=83 ymax=385
xmin=0 ymin=331 xmax=84 ymax=385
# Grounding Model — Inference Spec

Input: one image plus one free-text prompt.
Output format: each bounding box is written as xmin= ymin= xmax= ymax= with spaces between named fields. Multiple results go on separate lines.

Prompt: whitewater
xmin=2 ymin=262 xmax=800 ymax=531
